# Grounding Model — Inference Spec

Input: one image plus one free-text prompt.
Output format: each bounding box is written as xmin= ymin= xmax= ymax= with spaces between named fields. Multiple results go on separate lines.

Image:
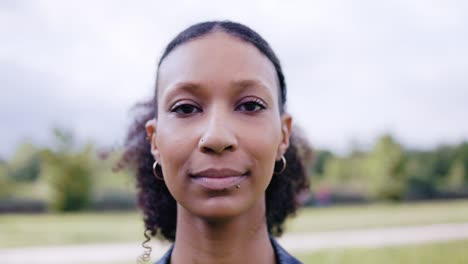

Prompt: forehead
xmin=157 ymin=31 xmax=279 ymax=98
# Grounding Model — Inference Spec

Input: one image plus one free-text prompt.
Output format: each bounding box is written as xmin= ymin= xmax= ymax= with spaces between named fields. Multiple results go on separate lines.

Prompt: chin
xmin=184 ymin=195 xmax=257 ymax=220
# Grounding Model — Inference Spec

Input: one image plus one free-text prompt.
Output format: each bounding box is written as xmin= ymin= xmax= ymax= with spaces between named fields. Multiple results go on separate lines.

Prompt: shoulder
xmin=270 ymin=237 xmax=303 ymax=264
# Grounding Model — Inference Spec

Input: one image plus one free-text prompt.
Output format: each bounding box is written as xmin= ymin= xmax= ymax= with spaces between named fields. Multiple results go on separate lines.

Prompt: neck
xmin=171 ymin=198 xmax=276 ymax=264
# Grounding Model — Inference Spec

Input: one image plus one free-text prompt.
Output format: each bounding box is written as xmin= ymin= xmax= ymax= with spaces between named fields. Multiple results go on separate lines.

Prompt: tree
xmin=365 ymin=134 xmax=407 ymax=200
xmin=0 ymin=161 xmax=14 ymax=198
xmin=41 ymin=128 xmax=94 ymax=212
xmin=447 ymin=159 xmax=466 ymax=190
xmin=312 ymin=150 xmax=333 ymax=176
xmin=8 ymin=143 xmax=42 ymax=182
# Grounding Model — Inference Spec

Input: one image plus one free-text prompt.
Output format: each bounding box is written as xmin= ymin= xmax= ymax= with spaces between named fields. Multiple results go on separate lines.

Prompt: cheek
xmin=244 ymin=116 xmax=282 ymax=154
xmin=156 ymin=116 xmax=195 ymax=160
xmin=155 ymin=125 xmax=193 ymax=186
xmin=245 ymin=119 xmax=282 ymax=180
xmin=249 ymin=135 xmax=280 ymax=163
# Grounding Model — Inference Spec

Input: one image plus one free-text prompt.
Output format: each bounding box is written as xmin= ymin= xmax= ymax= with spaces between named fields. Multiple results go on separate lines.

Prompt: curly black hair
xmin=117 ymin=20 xmax=311 ymax=255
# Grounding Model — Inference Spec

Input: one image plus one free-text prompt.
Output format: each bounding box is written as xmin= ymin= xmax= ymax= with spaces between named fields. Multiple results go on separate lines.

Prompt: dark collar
xmin=154 ymin=237 xmax=302 ymax=264
xmin=270 ymin=237 xmax=303 ymax=264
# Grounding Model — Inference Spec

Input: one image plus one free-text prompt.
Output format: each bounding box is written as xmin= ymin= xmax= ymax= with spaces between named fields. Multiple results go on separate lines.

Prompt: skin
xmin=146 ymin=31 xmax=292 ymax=264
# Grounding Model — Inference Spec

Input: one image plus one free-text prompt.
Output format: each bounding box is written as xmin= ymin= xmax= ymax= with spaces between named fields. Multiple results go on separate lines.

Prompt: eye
xmin=170 ymin=103 xmax=201 ymax=115
xmin=236 ymin=98 xmax=267 ymax=113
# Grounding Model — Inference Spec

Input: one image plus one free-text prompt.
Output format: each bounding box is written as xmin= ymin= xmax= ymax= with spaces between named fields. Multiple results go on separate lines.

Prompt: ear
xmin=276 ymin=113 xmax=292 ymax=160
xmin=145 ymin=118 xmax=159 ymax=159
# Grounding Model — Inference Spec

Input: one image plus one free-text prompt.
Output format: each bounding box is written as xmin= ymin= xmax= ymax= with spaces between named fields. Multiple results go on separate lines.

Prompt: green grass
xmin=286 ymin=199 xmax=468 ymax=233
xmin=0 ymin=212 xmax=143 ymax=247
xmin=297 ymin=239 xmax=468 ymax=264
xmin=67 ymin=240 xmax=468 ymax=264
xmin=1 ymin=199 xmax=468 ymax=248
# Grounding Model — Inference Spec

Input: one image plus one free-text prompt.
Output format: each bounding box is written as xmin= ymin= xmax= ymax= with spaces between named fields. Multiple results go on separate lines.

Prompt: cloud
xmin=1 ymin=0 xmax=467 ymax=157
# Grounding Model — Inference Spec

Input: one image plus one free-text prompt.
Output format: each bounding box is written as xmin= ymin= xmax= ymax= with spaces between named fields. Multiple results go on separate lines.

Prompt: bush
xmin=90 ymin=191 xmax=137 ymax=211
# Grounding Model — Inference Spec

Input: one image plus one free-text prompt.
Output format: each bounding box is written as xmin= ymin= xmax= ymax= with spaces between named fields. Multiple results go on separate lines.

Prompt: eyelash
xmin=236 ymin=98 xmax=267 ymax=113
xmin=170 ymin=98 xmax=267 ymax=116
xmin=170 ymin=102 xmax=201 ymax=116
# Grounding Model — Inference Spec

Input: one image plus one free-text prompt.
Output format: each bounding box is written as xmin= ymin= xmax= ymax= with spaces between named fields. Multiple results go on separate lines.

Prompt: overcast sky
xmin=1 ymin=0 xmax=467 ymax=157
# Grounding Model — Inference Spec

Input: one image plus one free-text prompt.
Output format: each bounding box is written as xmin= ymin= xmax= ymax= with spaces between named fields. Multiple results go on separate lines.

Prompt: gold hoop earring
xmin=274 ymin=155 xmax=287 ymax=174
xmin=152 ymin=160 xmax=164 ymax=181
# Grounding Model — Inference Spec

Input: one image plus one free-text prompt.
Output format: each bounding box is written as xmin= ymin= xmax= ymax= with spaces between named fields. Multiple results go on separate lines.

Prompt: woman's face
xmin=146 ymin=31 xmax=291 ymax=219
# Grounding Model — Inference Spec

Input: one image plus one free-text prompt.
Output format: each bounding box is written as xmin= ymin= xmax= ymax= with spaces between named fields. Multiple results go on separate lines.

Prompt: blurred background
xmin=1 ymin=0 xmax=467 ymax=263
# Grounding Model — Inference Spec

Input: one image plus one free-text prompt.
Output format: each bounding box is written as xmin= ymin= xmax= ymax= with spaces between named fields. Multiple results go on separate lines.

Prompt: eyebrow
xmin=162 ymin=78 xmax=273 ymax=104
xmin=162 ymin=82 xmax=202 ymax=102
xmin=229 ymin=79 xmax=272 ymax=92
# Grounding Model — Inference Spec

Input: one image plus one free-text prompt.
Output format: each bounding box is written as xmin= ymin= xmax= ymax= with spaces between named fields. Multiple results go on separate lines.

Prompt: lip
xmin=190 ymin=168 xmax=249 ymax=191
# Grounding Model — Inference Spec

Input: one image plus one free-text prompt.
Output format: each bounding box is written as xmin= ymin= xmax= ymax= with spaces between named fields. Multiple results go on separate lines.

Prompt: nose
xmin=198 ymin=112 xmax=238 ymax=154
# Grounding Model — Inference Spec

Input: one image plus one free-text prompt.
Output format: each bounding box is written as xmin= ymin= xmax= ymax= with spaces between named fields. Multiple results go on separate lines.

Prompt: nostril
xmin=225 ymin=145 xmax=234 ymax=151
xmin=201 ymin=144 xmax=235 ymax=154
xmin=202 ymin=147 xmax=215 ymax=154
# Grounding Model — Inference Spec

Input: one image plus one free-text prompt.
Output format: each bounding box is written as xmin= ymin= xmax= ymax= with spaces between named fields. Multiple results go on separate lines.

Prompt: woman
xmin=120 ymin=21 xmax=311 ymax=264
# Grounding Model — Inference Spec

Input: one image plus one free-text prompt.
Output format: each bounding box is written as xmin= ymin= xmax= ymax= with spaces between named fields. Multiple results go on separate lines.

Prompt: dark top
xmin=154 ymin=237 xmax=302 ymax=264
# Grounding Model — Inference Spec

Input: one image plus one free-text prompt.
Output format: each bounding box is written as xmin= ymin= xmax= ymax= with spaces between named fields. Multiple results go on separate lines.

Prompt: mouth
xmin=190 ymin=168 xmax=249 ymax=191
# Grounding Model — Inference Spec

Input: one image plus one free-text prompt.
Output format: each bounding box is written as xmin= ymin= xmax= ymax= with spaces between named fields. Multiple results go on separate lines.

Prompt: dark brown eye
xmin=236 ymin=99 xmax=266 ymax=112
xmin=241 ymin=102 xmax=261 ymax=111
xmin=171 ymin=104 xmax=201 ymax=115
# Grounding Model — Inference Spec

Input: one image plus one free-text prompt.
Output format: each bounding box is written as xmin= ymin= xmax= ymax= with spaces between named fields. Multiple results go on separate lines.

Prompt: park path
xmin=2 ymin=222 xmax=468 ymax=264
